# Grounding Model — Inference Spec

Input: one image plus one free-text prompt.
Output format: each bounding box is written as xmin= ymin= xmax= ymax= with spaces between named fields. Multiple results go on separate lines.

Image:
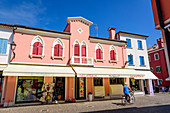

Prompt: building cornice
xmin=66 ymin=17 xmax=93 ymax=26
xmin=0 ymin=23 xmax=14 ymax=29
xmin=155 ymin=18 xmax=170 ymax=29
xmin=117 ymin=31 xmax=148 ymax=39
xmin=14 ymin=27 xmax=71 ymax=39
xmin=148 ymin=47 xmax=164 ymax=54
xmin=89 ymin=37 xmax=126 ymax=46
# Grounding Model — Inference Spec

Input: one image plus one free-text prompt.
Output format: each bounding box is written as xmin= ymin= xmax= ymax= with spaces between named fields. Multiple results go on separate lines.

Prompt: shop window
xmin=130 ymin=79 xmax=140 ymax=91
xmin=94 ymin=78 xmax=103 ymax=86
xmin=52 ymin=38 xmax=64 ymax=59
xmin=0 ymin=38 xmax=8 ymax=54
xmin=0 ymin=75 xmax=4 ymax=103
xmin=158 ymin=79 xmax=163 ymax=85
xmin=16 ymin=77 xmax=43 ymax=103
xmin=156 ymin=66 xmax=161 ymax=73
xmin=138 ymin=40 xmax=142 ymax=49
xmin=110 ymin=78 xmax=124 ymax=85
xmin=154 ymin=53 xmax=159 ymax=60
xmin=126 ymin=38 xmax=131 ymax=48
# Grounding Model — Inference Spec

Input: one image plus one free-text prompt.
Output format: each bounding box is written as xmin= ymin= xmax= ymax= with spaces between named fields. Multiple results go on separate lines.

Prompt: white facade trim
xmin=30 ymin=35 xmax=45 ymax=58
xmin=52 ymin=38 xmax=64 ymax=59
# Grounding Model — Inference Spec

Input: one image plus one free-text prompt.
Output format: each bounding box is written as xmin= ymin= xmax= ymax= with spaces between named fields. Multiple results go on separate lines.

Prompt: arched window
xmin=54 ymin=44 xmax=63 ymax=57
xmin=52 ymin=38 xmax=64 ymax=59
xmin=95 ymin=44 xmax=104 ymax=61
xmin=32 ymin=42 xmax=43 ymax=55
xmin=81 ymin=41 xmax=87 ymax=63
xmin=30 ymin=35 xmax=44 ymax=58
xmin=73 ymin=40 xmax=80 ymax=63
xmin=109 ymin=45 xmax=118 ymax=62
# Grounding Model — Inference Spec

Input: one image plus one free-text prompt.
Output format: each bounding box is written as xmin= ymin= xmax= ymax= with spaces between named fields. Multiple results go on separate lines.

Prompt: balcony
xmin=71 ymin=56 xmax=93 ymax=66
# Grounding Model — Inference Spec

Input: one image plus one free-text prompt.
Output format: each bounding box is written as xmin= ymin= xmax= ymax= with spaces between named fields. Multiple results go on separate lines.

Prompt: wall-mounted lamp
xmin=10 ymin=41 xmax=16 ymax=61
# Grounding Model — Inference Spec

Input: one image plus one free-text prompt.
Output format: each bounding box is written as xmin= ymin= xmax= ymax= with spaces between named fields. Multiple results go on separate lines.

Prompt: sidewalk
xmin=0 ymin=93 xmax=170 ymax=113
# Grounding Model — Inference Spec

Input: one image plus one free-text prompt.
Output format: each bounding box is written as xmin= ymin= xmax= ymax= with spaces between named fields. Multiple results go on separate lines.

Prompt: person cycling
xmin=123 ymin=82 xmax=132 ymax=103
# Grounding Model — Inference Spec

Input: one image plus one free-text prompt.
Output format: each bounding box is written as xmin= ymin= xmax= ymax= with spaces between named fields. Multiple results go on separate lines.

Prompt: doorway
xmin=76 ymin=77 xmax=86 ymax=99
xmin=53 ymin=77 xmax=65 ymax=100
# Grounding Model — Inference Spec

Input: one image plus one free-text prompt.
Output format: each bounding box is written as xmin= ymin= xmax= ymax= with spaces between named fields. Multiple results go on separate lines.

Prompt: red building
xmin=151 ymin=0 xmax=170 ymax=80
xmin=148 ymin=38 xmax=170 ymax=88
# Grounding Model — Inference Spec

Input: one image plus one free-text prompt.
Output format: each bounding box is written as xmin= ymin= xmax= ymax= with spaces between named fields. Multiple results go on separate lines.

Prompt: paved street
xmin=0 ymin=93 xmax=170 ymax=113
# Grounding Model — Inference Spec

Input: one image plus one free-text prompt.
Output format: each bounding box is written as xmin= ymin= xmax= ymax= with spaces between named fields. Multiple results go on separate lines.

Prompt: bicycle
xmin=121 ymin=91 xmax=135 ymax=105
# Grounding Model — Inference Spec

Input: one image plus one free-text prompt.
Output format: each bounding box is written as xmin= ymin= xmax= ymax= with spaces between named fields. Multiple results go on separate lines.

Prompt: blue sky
xmin=0 ymin=0 xmax=162 ymax=48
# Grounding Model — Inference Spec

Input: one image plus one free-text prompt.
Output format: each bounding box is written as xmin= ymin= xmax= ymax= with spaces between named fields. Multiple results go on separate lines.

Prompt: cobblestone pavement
xmin=0 ymin=93 xmax=170 ymax=113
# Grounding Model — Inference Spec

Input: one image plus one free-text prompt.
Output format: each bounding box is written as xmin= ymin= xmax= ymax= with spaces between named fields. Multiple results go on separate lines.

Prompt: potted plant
xmin=88 ymin=92 xmax=93 ymax=101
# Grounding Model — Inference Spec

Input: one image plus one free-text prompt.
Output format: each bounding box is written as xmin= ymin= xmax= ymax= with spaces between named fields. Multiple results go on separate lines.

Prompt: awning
xmin=73 ymin=67 xmax=158 ymax=79
xmin=3 ymin=64 xmax=75 ymax=77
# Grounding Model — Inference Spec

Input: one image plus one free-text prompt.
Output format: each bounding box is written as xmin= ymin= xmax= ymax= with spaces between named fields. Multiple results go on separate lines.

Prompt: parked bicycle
xmin=121 ymin=91 xmax=135 ymax=105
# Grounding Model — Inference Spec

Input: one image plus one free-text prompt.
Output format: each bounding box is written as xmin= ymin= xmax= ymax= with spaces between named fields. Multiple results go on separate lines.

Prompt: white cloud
xmin=0 ymin=0 xmax=46 ymax=25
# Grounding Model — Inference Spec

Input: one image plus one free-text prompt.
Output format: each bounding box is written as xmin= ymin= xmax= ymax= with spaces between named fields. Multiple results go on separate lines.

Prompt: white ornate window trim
xmin=109 ymin=45 xmax=118 ymax=63
xmin=30 ymin=35 xmax=45 ymax=58
xmin=52 ymin=38 xmax=64 ymax=60
xmin=95 ymin=43 xmax=104 ymax=62
xmin=80 ymin=40 xmax=88 ymax=57
xmin=73 ymin=40 xmax=80 ymax=56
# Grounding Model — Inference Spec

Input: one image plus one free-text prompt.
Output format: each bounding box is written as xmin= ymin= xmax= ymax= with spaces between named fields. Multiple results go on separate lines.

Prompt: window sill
xmin=126 ymin=47 xmax=132 ymax=49
xmin=109 ymin=60 xmax=118 ymax=63
xmin=128 ymin=64 xmax=135 ymax=66
xmin=30 ymin=55 xmax=44 ymax=59
xmin=95 ymin=59 xmax=104 ymax=62
xmin=138 ymin=48 xmax=144 ymax=50
xmin=0 ymin=54 xmax=7 ymax=56
xmin=52 ymin=56 xmax=64 ymax=60
xmin=140 ymin=65 xmax=146 ymax=67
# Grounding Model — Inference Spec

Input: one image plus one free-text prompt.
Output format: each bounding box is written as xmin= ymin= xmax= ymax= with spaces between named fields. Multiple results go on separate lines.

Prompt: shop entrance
xmin=75 ymin=77 xmax=86 ymax=99
xmin=53 ymin=77 xmax=65 ymax=100
xmin=0 ymin=75 xmax=4 ymax=103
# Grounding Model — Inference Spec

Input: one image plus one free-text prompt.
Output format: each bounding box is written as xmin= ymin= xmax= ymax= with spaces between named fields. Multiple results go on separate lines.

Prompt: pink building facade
xmin=148 ymin=38 xmax=170 ymax=89
xmin=1 ymin=17 xmax=157 ymax=106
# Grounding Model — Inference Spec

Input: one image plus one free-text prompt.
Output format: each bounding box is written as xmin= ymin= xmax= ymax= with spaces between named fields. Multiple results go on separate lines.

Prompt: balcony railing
xmin=71 ymin=56 xmax=93 ymax=65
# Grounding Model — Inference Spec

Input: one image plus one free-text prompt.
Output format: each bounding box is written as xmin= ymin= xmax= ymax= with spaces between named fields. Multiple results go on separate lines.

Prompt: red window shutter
xmin=38 ymin=42 xmax=43 ymax=55
xmin=32 ymin=42 xmax=38 ymax=55
xmin=54 ymin=44 xmax=58 ymax=56
xmin=59 ymin=44 xmax=63 ymax=57
xmin=81 ymin=45 xmax=86 ymax=57
xmin=74 ymin=44 xmax=79 ymax=56
xmin=113 ymin=50 xmax=116 ymax=60
xmin=110 ymin=50 xmax=113 ymax=60
xmin=96 ymin=49 xmax=99 ymax=59
xmin=99 ymin=49 xmax=103 ymax=59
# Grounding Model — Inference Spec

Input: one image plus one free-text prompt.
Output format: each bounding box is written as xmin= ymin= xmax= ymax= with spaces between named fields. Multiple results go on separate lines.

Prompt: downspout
xmin=155 ymin=0 xmax=170 ymax=79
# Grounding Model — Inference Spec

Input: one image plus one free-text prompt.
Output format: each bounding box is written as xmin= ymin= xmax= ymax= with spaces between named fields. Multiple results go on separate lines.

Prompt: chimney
xmin=157 ymin=38 xmax=164 ymax=48
xmin=108 ymin=27 xmax=116 ymax=40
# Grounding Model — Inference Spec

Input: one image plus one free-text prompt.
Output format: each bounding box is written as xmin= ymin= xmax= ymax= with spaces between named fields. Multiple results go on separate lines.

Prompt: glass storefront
xmin=16 ymin=77 xmax=43 ymax=103
xmin=0 ymin=74 xmax=4 ymax=103
xmin=94 ymin=78 xmax=103 ymax=86
xmin=110 ymin=78 xmax=124 ymax=85
xmin=130 ymin=79 xmax=140 ymax=91
xmin=53 ymin=77 xmax=65 ymax=100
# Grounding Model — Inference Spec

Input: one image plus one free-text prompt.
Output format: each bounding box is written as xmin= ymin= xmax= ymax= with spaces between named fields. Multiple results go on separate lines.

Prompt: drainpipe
xmin=155 ymin=0 xmax=170 ymax=79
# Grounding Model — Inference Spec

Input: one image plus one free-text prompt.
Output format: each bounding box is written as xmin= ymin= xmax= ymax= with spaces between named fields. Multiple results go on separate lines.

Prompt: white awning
xmin=3 ymin=64 xmax=75 ymax=77
xmin=134 ymin=71 xmax=158 ymax=79
xmin=73 ymin=67 xmax=158 ymax=79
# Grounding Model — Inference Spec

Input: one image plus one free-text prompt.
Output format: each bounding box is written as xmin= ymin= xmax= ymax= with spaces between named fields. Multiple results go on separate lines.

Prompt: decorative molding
xmin=52 ymin=38 xmax=64 ymax=59
xmin=77 ymin=28 xmax=83 ymax=34
xmin=66 ymin=17 xmax=93 ymax=26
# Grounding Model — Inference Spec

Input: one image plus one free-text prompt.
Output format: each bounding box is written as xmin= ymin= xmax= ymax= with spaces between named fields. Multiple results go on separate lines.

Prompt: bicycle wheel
xmin=121 ymin=97 xmax=127 ymax=105
xmin=131 ymin=96 xmax=135 ymax=104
